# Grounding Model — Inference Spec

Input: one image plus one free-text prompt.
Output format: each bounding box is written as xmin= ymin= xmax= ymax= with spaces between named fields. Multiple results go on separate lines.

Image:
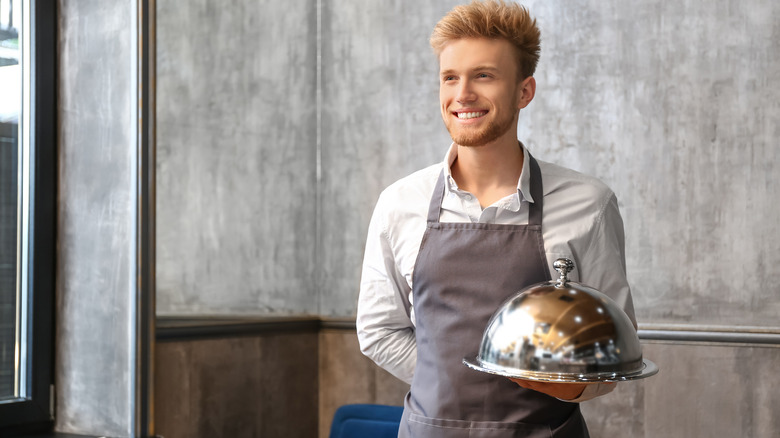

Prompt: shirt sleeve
xmin=562 ymin=192 xmax=635 ymax=403
xmin=356 ymin=197 xmax=417 ymax=384
xmin=579 ymin=192 xmax=637 ymax=328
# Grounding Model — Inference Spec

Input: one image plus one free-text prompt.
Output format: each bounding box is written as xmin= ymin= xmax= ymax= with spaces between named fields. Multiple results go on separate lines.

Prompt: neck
xmin=450 ymin=134 xmax=524 ymax=207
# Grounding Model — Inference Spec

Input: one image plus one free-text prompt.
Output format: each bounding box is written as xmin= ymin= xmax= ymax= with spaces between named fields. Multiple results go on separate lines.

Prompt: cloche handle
xmin=553 ymin=258 xmax=575 ymax=287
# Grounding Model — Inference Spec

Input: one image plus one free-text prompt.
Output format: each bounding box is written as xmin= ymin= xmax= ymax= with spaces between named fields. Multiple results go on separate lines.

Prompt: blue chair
xmin=329 ymin=404 xmax=404 ymax=438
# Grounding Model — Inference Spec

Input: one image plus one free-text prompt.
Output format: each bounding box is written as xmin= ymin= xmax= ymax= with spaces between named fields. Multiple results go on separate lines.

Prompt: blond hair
xmin=430 ymin=0 xmax=541 ymax=80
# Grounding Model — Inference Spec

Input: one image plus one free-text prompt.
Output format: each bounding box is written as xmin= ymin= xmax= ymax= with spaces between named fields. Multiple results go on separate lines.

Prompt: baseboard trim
xmin=156 ymin=316 xmax=780 ymax=346
xmin=156 ymin=316 xmax=322 ymax=341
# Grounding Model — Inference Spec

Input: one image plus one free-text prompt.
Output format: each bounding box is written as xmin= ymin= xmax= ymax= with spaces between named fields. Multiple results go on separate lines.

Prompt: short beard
xmin=446 ymin=114 xmax=515 ymax=147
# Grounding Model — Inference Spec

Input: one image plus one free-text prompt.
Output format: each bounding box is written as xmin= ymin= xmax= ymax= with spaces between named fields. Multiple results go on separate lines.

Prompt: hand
xmin=508 ymin=378 xmax=612 ymax=401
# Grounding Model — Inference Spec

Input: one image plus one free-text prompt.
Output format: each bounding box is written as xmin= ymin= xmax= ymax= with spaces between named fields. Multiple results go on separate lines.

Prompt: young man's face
xmin=439 ymin=38 xmax=533 ymax=147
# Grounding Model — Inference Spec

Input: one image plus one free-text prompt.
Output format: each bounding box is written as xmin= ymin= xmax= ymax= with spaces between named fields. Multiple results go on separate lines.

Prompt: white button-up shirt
xmin=357 ymin=143 xmax=635 ymax=401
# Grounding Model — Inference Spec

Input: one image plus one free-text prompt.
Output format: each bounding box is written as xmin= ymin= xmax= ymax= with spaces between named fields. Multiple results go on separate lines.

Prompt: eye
xmin=442 ymin=75 xmax=456 ymax=82
xmin=476 ymin=73 xmax=491 ymax=79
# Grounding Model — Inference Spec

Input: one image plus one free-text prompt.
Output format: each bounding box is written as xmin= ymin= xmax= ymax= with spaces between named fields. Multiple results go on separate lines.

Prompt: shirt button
xmin=464 ymin=195 xmax=473 ymax=201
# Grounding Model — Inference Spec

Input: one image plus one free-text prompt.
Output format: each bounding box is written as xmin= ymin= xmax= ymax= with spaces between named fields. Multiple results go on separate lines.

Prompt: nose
xmin=456 ymin=79 xmax=477 ymax=103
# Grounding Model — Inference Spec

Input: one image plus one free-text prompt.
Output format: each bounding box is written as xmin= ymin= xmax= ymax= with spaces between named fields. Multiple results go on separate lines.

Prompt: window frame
xmin=0 ymin=0 xmax=57 ymax=434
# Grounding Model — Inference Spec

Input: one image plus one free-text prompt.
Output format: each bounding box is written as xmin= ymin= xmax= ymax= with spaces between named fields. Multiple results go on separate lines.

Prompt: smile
xmin=456 ymin=111 xmax=487 ymax=120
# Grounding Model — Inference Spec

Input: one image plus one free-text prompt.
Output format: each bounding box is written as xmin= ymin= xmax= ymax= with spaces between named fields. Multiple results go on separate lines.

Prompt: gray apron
xmin=399 ymin=155 xmax=589 ymax=438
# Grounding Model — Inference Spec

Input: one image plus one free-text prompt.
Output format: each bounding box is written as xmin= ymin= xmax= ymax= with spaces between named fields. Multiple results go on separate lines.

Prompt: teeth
xmin=457 ymin=111 xmax=486 ymax=119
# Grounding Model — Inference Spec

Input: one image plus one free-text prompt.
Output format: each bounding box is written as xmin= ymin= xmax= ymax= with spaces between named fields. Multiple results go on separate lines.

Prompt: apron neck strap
xmin=527 ymin=153 xmax=543 ymax=226
xmin=427 ymin=171 xmax=447 ymax=223
xmin=427 ymin=153 xmax=544 ymax=225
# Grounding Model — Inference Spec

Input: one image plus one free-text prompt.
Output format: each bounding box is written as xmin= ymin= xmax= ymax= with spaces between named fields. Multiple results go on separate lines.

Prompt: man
xmin=357 ymin=1 xmax=636 ymax=436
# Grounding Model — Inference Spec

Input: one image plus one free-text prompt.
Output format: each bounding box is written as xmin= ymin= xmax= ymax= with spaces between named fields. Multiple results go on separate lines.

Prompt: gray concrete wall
xmin=158 ymin=0 xmax=780 ymax=324
xmin=155 ymin=0 xmax=319 ymax=316
xmin=57 ymin=0 xmax=139 ymax=435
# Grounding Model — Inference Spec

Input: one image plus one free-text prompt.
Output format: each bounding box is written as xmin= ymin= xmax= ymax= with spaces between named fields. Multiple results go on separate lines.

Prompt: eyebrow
xmin=440 ymin=65 xmax=502 ymax=77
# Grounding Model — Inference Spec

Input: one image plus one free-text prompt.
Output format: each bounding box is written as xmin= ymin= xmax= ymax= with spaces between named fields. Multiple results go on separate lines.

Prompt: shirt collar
xmin=441 ymin=142 xmax=535 ymax=205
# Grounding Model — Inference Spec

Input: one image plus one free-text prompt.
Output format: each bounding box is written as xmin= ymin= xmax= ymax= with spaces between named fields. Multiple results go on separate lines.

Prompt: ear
xmin=517 ymin=76 xmax=536 ymax=109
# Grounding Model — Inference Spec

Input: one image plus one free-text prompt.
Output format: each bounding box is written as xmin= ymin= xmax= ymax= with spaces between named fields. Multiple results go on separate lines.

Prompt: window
xmin=0 ymin=0 xmax=56 ymax=434
xmin=1 ymin=0 xmax=22 ymax=402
